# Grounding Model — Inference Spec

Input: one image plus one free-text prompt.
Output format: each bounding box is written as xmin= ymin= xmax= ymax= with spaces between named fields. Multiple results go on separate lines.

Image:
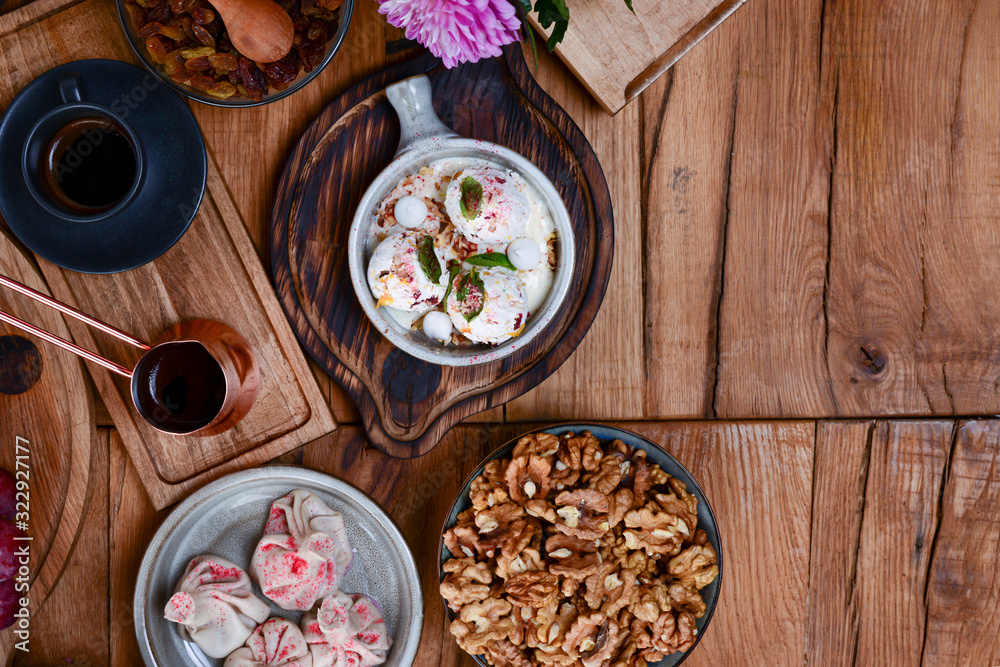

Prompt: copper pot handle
xmin=0 ymin=273 xmax=150 ymax=379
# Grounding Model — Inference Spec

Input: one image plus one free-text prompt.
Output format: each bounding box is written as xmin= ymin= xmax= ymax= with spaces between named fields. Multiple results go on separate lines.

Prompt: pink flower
xmin=378 ymin=0 xmax=522 ymax=68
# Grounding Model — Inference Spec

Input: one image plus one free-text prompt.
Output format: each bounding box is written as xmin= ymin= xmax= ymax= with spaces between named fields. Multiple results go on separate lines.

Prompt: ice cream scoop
xmin=444 ymin=166 xmax=530 ymax=245
xmin=446 ymin=267 xmax=528 ymax=345
xmin=367 ymin=232 xmax=446 ymax=312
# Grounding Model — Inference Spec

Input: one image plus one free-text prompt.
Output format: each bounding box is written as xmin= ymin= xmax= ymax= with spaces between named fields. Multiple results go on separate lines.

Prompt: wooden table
xmin=6 ymin=0 xmax=1000 ymax=665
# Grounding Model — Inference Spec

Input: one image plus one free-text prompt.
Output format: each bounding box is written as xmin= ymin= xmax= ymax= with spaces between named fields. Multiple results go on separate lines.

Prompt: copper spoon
xmin=208 ymin=0 xmax=294 ymax=64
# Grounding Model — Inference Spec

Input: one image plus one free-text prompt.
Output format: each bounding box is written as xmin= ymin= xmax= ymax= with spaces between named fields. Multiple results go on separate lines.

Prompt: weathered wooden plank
xmin=108 ymin=430 xmax=160 ymax=666
xmin=638 ymin=21 xmax=738 ymax=418
xmin=916 ymin=0 xmax=1000 ymax=415
xmin=852 ymin=421 xmax=953 ymax=665
xmin=505 ymin=46 xmax=645 ymax=421
xmin=806 ymin=420 xmax=875 ymax=666
xmin=646 ymin=421 xmax=815 ymax=665
xmin=710 ymin=0 xmax=835 ymax=419
xmin=823 ymin=0 xmax=999 ymax=416
xmin=921 ymin=420 xmax=1000 ymax=665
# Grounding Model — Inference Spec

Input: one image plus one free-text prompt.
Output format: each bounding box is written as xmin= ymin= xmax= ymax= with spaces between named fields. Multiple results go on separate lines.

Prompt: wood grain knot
xmin=382 ymin=348 xmax=442 ymax=404
xmin=856 ymin=344 xmax=887 ymax=376
xmin=0 ymin=335 xmax=44 ymax=395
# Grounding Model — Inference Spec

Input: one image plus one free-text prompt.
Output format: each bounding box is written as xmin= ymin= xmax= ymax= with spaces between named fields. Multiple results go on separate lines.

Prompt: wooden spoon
xmin=207 ymin=0 xmax=294 ymax=64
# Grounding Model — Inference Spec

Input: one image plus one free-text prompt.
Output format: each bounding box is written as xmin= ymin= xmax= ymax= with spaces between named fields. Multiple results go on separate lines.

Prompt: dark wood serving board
xmin=271 ymin=46 xmax=614 ymax=458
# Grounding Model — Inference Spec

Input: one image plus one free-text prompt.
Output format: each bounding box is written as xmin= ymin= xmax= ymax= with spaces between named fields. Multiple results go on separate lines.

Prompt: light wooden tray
xmin=530 ymin=0 xmax=748 ymax=114
xmin=0 ymin=0 xmax=337 ymax=510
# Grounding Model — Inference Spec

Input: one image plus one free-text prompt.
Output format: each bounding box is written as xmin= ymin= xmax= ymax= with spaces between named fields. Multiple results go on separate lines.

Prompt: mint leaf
xmin=535 ymin=0 xmax=569 ymax=51
xmin=455 ymin=268 xmax=486 ymax=321
xmin=459 ymin=176 xmax=484 ymax=220
xmin=456 ymin=272 xmax=471 ymax=302
xmin=467 ymin=252 xmax=517 ymax=271
xmin=417 ymin=235 xmax=441 ymax=283
xmin=443 ymin=259 xmax=461 ymax=302
xmin=623 ymin=0 xmax=635 ymax=13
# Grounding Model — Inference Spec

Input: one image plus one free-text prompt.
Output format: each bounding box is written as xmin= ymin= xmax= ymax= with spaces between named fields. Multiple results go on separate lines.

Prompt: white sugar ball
xmin=422 ymin=311 xmax=453 ymax=341
xmin=394 ymin=195 xmax=428 ymax=228
xmin=507 ymin=238 xmax=541 ymax=271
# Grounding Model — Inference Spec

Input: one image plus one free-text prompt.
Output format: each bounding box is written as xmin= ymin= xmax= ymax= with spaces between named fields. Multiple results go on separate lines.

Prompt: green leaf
xmin=457 ymin=268 xmax=486 ymax=321
xmin=443 ymin=259 xmax=461 ymax=302
xmin=466 ymin=252 xmax=517 ymax=271
xmin=515 ymin=0 xmax=539 ymax=68
xmin=535 ymin=0 xmax=569 ymax=52
xmin=623 ymin=0 xmax=635 ymax=14
xmin=417 ymin=235 xmax=442 ymax=283
xmin=459 ymin=176 xmax=484 ymax=220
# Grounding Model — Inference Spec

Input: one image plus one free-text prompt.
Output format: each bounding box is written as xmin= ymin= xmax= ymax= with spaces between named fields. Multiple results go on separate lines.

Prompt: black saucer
xmin=0 ymin=59 xmax=206 ymax=274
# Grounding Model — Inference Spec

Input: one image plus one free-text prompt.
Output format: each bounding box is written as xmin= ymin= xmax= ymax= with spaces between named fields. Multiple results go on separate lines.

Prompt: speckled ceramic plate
xmin=135 ymin=465 xmax=423 ymax=667
xmin=440 ymin=424 xmax=723 ymax=667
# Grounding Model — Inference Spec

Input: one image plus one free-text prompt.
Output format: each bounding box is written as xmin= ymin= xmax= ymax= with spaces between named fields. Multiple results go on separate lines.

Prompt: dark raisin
xmin=188 ymin=74 xmax=216 ymax=91
xmin=237 ymin=57 xmax=268 ymax=102
xmin=306 ymin=19 xmax=326 ymax=41
xmin=191 ymin=22 xmax=216 ymax=48
xmin=184 ymin=56 xmax=213 ymax=71
xmin=147 ymin=2 xmax=172 ymax=23
xmin=137 ymin=21 xmax=161 ymax=38
xmin=262 ymin=53 xmax=299 ymax=84
xmin=190 ymin=6 xmax=214 ymax=23
xmin=296 ymin=40 xmax=325 ymax=71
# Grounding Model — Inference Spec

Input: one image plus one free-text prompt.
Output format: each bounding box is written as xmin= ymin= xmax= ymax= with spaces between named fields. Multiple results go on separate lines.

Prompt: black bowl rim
xmin=114 ymin=0 xmax=354 ymax=108
xmin=437 ymin=422 xmax=724 ymax=667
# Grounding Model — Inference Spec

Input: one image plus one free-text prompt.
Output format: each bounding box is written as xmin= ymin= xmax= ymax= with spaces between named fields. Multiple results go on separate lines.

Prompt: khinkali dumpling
xmin=301 ymin=592 xmax=392 ymax=667
xmin=250 ymin=490 xmax=353 ymax=611
xmin=224 ymin=618 xmax=313 ymax=667
xmin=164 ymin=555 xmax=271 ymax=659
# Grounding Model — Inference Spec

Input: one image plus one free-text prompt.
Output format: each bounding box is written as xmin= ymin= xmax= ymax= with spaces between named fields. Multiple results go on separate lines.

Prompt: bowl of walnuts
xmin=116 ymin=0 xmax=352 ymax=107
xmin=439 ymin=424 xmax=722 ymax=667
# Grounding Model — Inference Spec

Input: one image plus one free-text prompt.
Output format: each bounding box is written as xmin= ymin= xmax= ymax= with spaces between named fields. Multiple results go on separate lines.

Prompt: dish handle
xmin=386 ymin=75 xmax=457 ymax=157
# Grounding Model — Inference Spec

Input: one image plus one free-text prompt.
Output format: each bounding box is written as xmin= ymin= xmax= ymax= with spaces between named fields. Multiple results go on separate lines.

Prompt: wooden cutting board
xmin=0 ymin=0 xmax=336 ymax=510
xmin=271 ymin=48 xmax=614 ymax=458
xmin=530 ymin=0 xmax=748 ymax=114
xmin=0 ymin=235 xmax=95 ymax=658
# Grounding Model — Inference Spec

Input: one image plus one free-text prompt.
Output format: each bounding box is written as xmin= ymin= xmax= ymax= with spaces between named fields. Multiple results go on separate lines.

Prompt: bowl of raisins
xmin=117 ymin=0 xmax=352 ymax=107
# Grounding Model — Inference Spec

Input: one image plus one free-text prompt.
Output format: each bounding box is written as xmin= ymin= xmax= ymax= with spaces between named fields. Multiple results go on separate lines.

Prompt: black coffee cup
xmin=21 ymin=73 xmax=145 ymax=222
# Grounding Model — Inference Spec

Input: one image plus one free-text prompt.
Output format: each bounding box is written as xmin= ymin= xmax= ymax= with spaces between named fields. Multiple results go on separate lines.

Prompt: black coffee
xmin=44 ymin=117 xmax=137 ymax=213
xmin=134 ymin=341 xmax=227 ymax=434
